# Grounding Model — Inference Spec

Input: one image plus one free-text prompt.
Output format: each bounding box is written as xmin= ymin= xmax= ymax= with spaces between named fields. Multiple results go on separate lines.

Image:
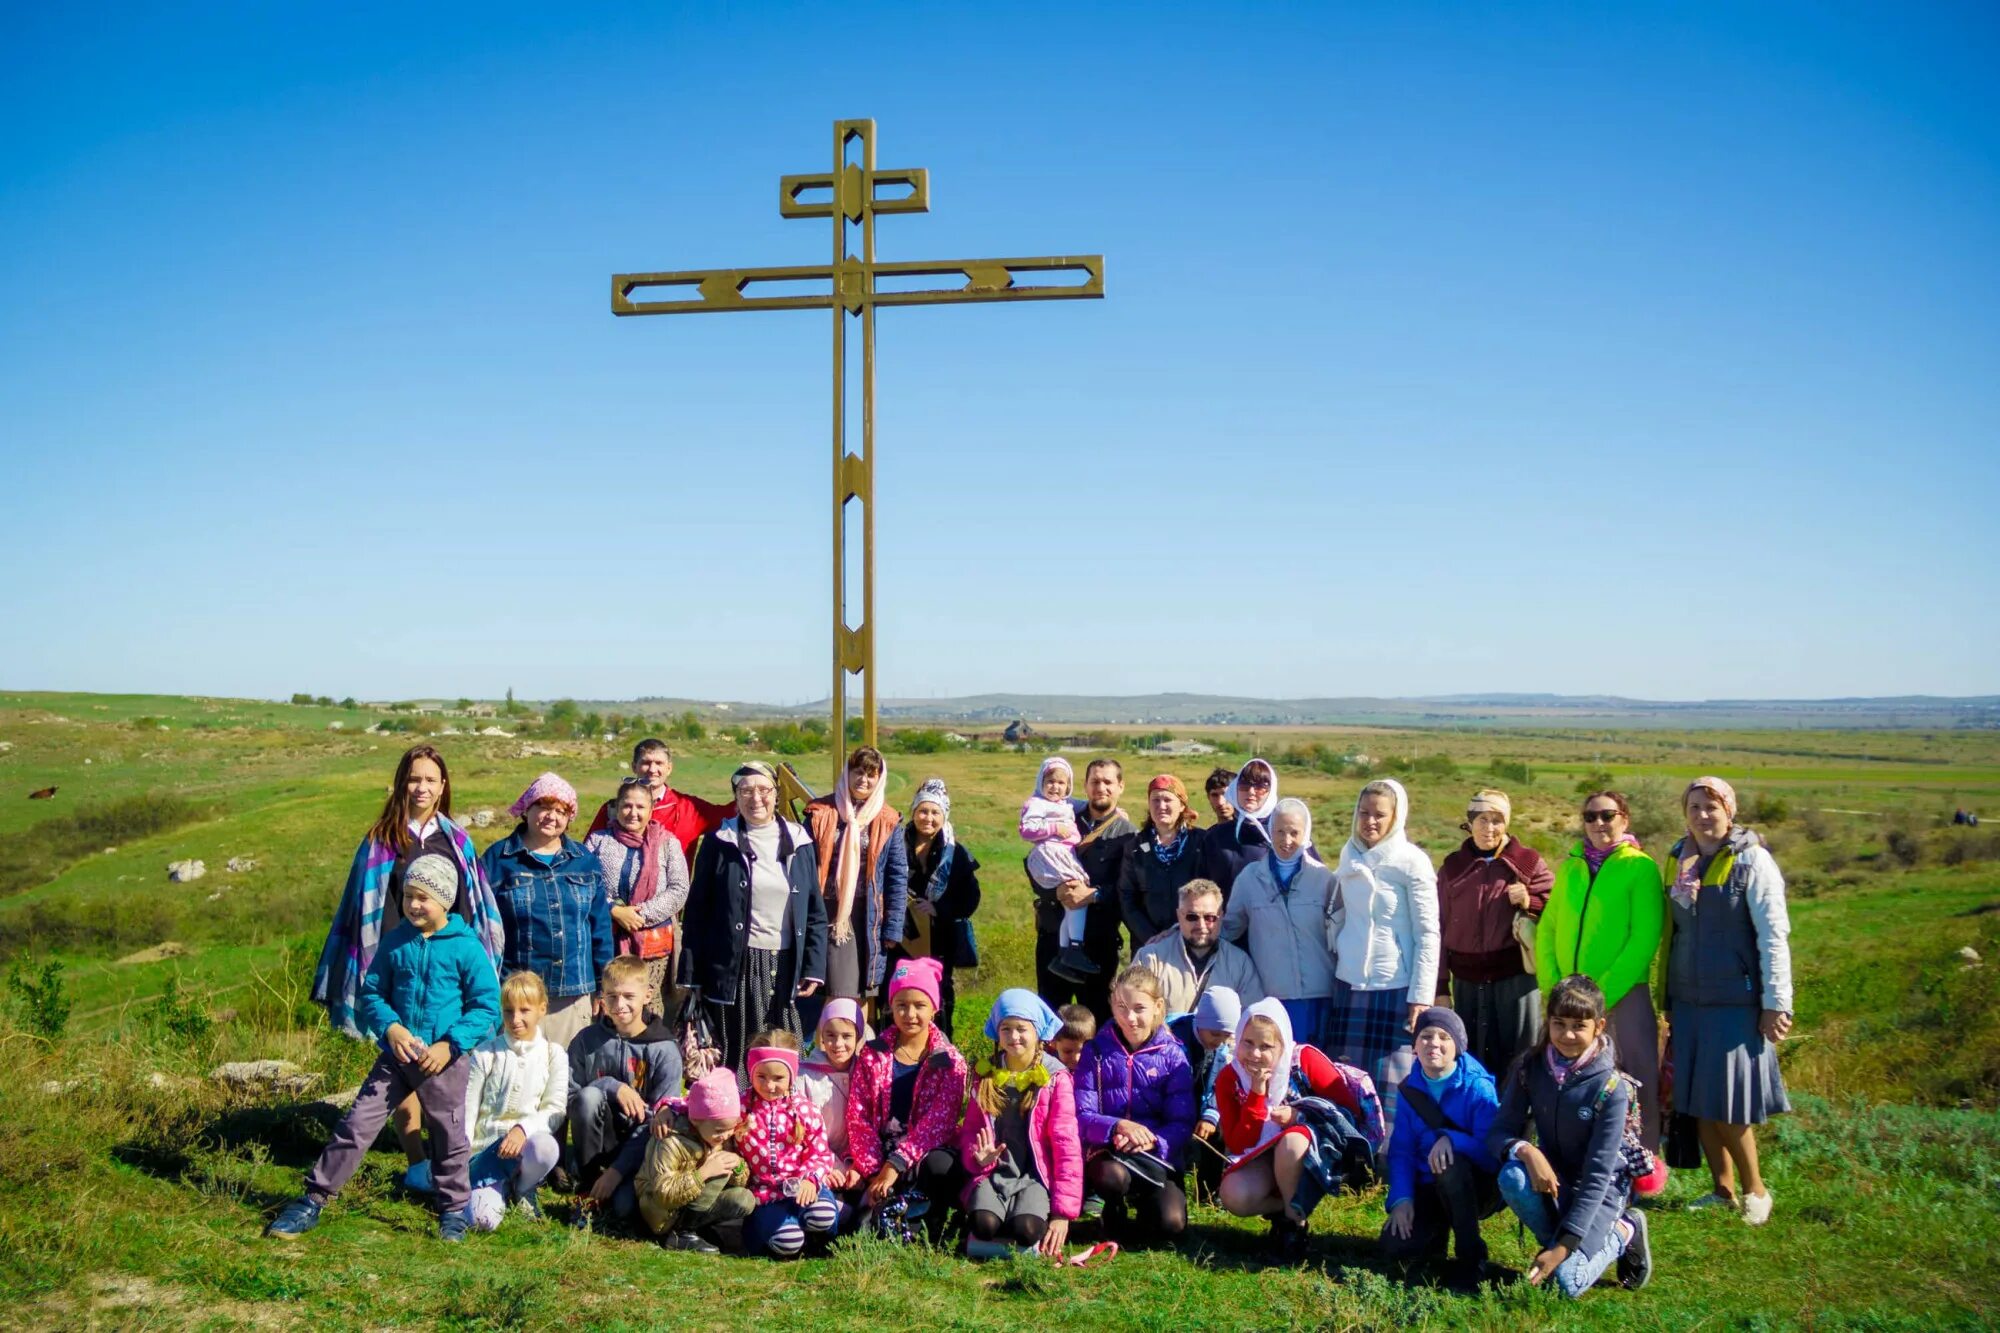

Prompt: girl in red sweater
xmin=1215 ymin=998 xmax=1383 ymax=1258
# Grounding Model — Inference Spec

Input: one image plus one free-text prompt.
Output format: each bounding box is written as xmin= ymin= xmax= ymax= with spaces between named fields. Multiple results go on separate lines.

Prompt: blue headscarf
xmin=985 ymin=987 xmax=1062 ymax=1042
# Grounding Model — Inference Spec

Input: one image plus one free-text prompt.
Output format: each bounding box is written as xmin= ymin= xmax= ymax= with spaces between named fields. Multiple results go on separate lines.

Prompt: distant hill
xmin=594 ymin=691 xmax=2000 ymax=731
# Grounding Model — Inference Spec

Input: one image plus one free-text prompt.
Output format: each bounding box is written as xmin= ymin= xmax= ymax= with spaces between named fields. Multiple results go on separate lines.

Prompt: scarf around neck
xmin=1546 ymin=1037 xmax=1601 ymax=1089
xmin=1582 ymin=832 xmax=1640 ymax=877
xmin=831 ymin=766 xmax=889 ymax=946
xmin=608 ymin=819 xmax=668 ymax=911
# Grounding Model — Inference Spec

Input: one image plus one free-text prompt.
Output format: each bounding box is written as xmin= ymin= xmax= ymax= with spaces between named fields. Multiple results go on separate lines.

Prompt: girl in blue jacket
xmin=1485 ymin=975 xmax=1653 ymax=1298
xmin=1379 ymin=1006 xmax=1501 ymax=1273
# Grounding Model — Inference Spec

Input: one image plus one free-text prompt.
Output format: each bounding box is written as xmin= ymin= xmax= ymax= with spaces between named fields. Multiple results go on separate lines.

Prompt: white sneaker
xmin=1741 ymin=1191 xmax=1773 ymax=1225
xmin=1687 ymin=1190 xmax=1737 ymax=1210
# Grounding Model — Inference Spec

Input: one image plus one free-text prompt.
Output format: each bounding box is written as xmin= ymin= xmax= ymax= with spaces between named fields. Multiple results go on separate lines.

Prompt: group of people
xmin=271 ymin=738 xmax=1795 ymax=1299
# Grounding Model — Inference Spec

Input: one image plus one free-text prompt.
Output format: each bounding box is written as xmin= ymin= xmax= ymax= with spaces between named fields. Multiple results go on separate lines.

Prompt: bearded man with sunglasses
xmin=1132 ymin=879 xmax=1265 ymax=1015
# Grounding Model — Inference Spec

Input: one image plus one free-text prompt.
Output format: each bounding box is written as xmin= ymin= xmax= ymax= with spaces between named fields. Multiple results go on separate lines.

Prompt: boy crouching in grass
xmin=266 ymin=854 xmax=499 ymax=1242
xmin=568 ymin=955 xmax=684 ymax=1228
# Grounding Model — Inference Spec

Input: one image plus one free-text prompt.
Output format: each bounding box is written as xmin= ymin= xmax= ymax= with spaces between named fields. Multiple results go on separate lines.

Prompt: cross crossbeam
xmin=613 ymin=119 xmax=1102 ymax=784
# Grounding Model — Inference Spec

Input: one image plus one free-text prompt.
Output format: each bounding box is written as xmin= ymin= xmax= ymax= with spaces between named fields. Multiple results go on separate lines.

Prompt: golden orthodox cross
xmin=613 ymin=119 xmax=1103 ymax=785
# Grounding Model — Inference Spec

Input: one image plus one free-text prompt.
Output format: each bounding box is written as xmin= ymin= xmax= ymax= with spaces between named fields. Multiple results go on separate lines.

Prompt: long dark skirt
xmin=1451 ymin=971 xmax=1540 ymax=1082
xmin=711 ymin=947 xmax=802 ymax=1074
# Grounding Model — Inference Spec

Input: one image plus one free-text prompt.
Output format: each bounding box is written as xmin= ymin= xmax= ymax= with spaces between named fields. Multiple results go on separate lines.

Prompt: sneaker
xmin=1633 ymin=1157 xmax=1670 ymax=1199
xmin=964 ymin=1237 xmax=1017 ymax=1261
xmin=514 ymin=1192 xmax=544 ymax=1221
xmin=263 ymin=1198 xmax=322 ymax=1239
xmin=439 ymin=1211 xmax=470 ymax=1243
xmin=402 ymin=1160 xmax=434 ymax=1194
xmin=570 ymin=1205 xmax=596 ymax=1233
xmin=662 ymin=1231 xmax=720 ymax=1253
xmin=1617 ymin=1209 xmax=1652 ymax=1289
xmin=1078 ymin=1194 xmax=1105 ymax=1222
xmin=1686 ymin=1189 xmax=1738 ymax=1211
xmin=1268 ymin=1214 xmax=1309 ymax=1262
xmin=1741 ymin=1190 xmax=1773 ymax=1226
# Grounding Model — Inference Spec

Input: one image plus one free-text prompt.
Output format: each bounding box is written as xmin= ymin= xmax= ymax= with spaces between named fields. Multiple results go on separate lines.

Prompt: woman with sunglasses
xmin=1535 ymin=790 xmax=1667 ymax=1192
xmin=1200 ymin=759 xmax=1285 ymax=900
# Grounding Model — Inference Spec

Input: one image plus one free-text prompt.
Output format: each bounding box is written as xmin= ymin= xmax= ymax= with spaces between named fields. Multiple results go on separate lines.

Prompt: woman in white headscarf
xmin=1220 ymin=798 xmax=1337 ymax=1046
xmin=1325 ymin=778 xmax=1440 ymax=1138
xmin=893 ymin=776 xmax=983 ymax=1037
xmin=1200 ymin=758 xmax=1284 ymax=900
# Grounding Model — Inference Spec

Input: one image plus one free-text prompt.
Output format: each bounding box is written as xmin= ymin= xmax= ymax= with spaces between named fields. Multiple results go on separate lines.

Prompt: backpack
xmin=1597 ymin=1071 xmax=1653 ymax=1195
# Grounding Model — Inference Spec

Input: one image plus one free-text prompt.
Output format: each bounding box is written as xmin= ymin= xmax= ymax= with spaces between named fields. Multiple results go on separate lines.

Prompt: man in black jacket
xmin=1033 ymin=757 xmax=1135 ymax=1023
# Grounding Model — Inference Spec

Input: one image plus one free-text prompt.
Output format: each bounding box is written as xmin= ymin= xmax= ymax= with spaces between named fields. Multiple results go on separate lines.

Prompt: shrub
xmin=672 ymin=709 xmax=705 ymax=742
xmin=288 ymin=693 xmax=314 ymax=705
xmin=888 ymin=728 xmax=952 ymax=755
xmin=339 ymin=696 xmax=357 ymax=709
xmin=1941 ymin=830 xmax=1999 ymax=866
xmin=1800 ymin=809 xmax=1831 ymax=842
xmin=1486 ymin=758 xmax=1534 ymax=786
xmin=1885 ymin=828 xmax=1923 ymax=868
xmin=7 ymin=957 xmax=71 ymax=1040
xmin=1575 ymin=770 xmax=1615 ymax=795
xmin=146 ymin=974 xmax=216 ymax=1056
xmin=761 ymin=720 xmax=828 ymax=755
xmin=1746 ymin=791 xmax=1791 ymax=825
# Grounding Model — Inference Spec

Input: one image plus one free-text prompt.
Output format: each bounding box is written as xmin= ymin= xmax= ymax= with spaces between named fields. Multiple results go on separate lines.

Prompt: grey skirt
xmin=1669 ymin=1001 xmax=1789 ymax=1126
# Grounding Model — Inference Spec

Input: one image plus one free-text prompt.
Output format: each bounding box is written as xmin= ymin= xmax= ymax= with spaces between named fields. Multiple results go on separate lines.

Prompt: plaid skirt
xmin=1327 ymin=979 xmax=1414 ymax=1138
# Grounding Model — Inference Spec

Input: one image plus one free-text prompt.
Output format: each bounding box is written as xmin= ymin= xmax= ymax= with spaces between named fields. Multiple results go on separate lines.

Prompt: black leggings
xmin=970 ymin=1209 xmax=1048 ymax=1247
xmin=1087 ymin=1154 xmax=1187 ymax=1239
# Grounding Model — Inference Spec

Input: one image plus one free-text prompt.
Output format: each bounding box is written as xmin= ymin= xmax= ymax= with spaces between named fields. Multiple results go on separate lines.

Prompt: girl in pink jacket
xmin=959 ymin=989 xmax=1085 ymax=1258
xmin=738 ymin=1033 xmax=843 ymax=1259
xmin=846 ymin=957 xmax=970 ymax=1242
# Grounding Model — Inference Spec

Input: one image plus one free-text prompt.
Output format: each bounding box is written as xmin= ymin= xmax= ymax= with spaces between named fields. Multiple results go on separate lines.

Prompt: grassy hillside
xmin=1 ymin=692 xmax=1998 ymax=1328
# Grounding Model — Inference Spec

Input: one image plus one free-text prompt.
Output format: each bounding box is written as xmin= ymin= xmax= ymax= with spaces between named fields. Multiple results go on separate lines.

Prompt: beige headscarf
xmin=829 ymin=759 xmax=889 ymax=945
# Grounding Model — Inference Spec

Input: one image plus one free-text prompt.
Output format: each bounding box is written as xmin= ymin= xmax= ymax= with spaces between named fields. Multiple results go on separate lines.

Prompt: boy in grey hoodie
xmin=568 ymin=955 xmax=684 ymax=1224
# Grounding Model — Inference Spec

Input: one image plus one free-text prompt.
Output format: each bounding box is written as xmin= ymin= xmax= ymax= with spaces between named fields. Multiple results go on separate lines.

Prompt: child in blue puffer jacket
xmin=266 ymin=855 xmax=500 ymax=1242
xmin=1379 ymin=1006 xmax=1501 ymax=1274
xmin=1074 ymin=965 xmax=1196 ymax=1244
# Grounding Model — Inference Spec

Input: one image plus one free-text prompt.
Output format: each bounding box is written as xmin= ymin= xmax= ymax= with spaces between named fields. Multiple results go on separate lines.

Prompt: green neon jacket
xmin=1536 ymin=843 xmax=1664 ymax=1009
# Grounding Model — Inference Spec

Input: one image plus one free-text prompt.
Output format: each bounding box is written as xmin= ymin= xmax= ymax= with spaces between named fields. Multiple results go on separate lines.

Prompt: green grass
xmin=3 ymin=691 xmax=2000 ymax=1328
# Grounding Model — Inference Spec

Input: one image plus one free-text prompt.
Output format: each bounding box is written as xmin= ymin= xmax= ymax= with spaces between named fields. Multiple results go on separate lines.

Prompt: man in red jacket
xmin=586 ymin=738 xmax=732 ymax=859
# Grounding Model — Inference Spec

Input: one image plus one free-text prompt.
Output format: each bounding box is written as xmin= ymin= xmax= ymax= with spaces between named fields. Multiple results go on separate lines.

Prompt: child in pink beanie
xmin=633 ymin=1068 xmax=754 ymax=1252
xmin=846 ymin=957 xmax=969 ymax=1242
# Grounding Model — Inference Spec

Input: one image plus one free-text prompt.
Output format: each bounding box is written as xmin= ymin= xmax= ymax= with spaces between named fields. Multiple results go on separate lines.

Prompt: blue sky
xmin=2 ymin=2 xmax=1995 ymax=704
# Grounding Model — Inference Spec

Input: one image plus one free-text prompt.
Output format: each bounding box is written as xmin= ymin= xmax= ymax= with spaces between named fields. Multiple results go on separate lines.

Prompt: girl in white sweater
xmin=463 ymin=971 xmax=571 ymax=1229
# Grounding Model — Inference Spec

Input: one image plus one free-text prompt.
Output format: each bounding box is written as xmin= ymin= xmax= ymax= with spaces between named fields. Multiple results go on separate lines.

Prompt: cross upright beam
xmin=614 ymin=119 xmax=1103 ymax=785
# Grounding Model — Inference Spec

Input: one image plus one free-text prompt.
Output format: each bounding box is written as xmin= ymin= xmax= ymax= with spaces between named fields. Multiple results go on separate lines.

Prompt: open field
xmin=1 ymin=691 xmax=1998 ymax=1329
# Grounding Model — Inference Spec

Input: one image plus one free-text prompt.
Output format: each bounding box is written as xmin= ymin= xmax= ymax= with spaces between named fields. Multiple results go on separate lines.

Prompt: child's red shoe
xmin=1633 ymin=1156 xmax=1670 ymax=1199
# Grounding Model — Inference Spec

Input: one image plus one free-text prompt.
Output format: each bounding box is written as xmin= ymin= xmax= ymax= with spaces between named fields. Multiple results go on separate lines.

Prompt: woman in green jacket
xmin=1537 ymin=790 xmax=1666 ymax=1171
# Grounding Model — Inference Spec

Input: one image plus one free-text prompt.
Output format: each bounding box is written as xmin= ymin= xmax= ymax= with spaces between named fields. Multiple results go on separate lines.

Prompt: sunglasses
xmin=1180 ymin=912 xmax=1220 ymax=924
xmin=1582 ymin=810 xmax=1621 ymax=824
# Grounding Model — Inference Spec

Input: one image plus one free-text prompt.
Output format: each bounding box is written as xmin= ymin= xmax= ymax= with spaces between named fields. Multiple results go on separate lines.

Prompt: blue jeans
xmin=1497 ymin=1161 xmax=1625 ymax=1299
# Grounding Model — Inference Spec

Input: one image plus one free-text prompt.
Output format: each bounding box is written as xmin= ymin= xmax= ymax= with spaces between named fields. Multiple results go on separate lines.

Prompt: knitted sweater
xmin=464 ymin=1031 xmax=570 ymax=1153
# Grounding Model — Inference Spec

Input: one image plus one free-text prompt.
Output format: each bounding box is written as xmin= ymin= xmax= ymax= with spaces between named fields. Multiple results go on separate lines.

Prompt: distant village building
xmin=1004 ymin=720 xmax=1040 ymax=743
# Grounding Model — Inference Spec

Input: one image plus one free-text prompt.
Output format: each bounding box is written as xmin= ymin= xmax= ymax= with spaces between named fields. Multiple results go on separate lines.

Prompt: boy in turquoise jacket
xmin=267 ymin=854 xmax=500 ymax=1241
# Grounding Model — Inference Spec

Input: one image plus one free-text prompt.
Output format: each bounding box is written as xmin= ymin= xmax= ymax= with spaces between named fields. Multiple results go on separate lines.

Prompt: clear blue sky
xmin=3 ymin=2 xmax=1995 ymax=704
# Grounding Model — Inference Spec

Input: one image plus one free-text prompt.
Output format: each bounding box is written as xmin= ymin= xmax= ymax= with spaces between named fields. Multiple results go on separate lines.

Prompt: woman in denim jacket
xmin=480 ymin=772 xmax=614 ymax=1046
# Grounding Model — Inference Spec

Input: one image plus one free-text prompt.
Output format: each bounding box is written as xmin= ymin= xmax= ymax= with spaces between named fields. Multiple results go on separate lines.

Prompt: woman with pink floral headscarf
xmin=478 ymin=772 xmax=614 ymax=1046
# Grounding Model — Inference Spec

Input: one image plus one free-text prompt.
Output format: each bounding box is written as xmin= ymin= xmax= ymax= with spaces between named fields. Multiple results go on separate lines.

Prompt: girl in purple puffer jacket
xmin=1074 ymin=965 xmax=1197 ymax=1244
